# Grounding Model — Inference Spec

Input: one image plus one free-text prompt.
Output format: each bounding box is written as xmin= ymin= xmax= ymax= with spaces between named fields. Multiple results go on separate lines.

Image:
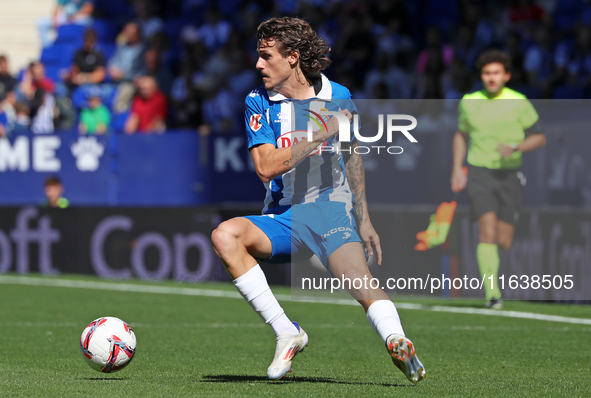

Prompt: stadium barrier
xmin=0 ymin=206 xmax=589 ymax=301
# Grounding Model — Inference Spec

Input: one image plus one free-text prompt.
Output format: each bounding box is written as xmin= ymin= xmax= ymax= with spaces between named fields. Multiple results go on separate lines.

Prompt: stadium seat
xmin=92 ymin=19 xmax=119 ymax=43
xmin=96 ymin=41 xmax=116 ymax=62
xmin=41 ymin=43 xmax=77 ymax=69
xmin=111 ymin=110 xmax=130 ymax=133
xmin=552 ymin=84 xmax=585 ymax=99
xmin=71 ymin=86 xmax=89 ymax=109
xmin=56 ymin=24 xmax=86 ymax=46
xmin=93 ymin=0 xmax=134 ymax=20
xmin=44 ymin=66 xmax=62 ymax=82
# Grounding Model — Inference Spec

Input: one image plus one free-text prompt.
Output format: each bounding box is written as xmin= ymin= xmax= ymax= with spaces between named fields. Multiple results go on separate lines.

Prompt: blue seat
xmin=41 ymin=43 xmax=78 ymax=69
xmin=92 ymin=19 xmax=119 ymax=42
xmin=96 ymin=41 xmax=116 ymax=62
xmin=111 ymin=110 xmax=130 ymax=133
xmin=44 ymin=66 xmax=62 ymax=82
xmin=56 ymin=24 xmax=86 ymax=46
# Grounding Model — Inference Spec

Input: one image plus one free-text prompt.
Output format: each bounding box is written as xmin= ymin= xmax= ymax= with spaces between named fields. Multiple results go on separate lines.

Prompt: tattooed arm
xmin=345 ymin=142 xmax=382 ymax=265
xmin=250 ymin=110 xmax=352 ymax=183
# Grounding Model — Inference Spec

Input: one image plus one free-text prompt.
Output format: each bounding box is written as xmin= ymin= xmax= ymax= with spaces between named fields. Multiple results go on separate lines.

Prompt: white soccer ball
xmin=80 ymin=317 xmax=136 ymax=373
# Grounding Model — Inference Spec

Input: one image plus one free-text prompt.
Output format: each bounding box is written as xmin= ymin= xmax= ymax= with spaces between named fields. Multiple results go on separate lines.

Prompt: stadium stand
xmin=2 ymin=0 xmax=591 ymax=136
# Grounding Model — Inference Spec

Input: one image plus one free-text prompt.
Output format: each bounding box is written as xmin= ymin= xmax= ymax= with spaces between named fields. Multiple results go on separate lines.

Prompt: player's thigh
xmin=327 ymin=242 xmax=372 ymax=279
xmin=214 ymin=217 xmax=273 ymax=258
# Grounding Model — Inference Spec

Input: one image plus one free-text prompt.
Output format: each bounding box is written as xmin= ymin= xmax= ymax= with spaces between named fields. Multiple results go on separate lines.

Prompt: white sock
xmin=366 ymin=300 xmax=405 ymax=343
xmin=233 ymin=264 xmax=299 ymax=336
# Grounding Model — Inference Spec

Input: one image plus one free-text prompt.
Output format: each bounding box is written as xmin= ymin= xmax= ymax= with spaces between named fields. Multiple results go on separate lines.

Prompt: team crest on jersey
xmin=249 ymin=114 xmax=263 ymax=131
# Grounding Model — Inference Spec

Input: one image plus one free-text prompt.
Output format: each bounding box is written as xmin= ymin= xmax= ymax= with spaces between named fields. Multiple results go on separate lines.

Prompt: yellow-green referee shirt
xmin=458 ymin=88 xmax=539 ymax=170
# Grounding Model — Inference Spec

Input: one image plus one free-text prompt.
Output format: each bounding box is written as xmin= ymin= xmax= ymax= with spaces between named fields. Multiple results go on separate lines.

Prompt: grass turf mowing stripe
xmin=1 ymin=274 xmax=590 ymax=326
xmin=0 ymin=321 xmax=589 ymax=332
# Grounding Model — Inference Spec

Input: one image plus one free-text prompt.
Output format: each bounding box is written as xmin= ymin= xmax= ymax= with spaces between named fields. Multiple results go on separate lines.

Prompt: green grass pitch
xmin=1 ymin=274 xmax=590 ymax=397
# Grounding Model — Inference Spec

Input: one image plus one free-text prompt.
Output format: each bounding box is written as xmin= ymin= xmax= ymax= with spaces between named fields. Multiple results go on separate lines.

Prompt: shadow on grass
xmin=84 ymin=377 xmax=126 ymax=381
xmin=199 ymin=374 xmax=408 ymax=387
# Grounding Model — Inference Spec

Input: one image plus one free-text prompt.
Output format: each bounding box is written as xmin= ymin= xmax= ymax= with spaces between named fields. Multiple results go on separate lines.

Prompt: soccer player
xmin=211 ymin=17 xmax=426 ymax=384
xmin=451 ymin=50 xmax=546 ymax=309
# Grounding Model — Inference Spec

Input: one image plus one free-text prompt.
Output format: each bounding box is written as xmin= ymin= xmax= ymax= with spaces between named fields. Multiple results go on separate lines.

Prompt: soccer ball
xmin=80 ymin=317 xmax=136 ymax=373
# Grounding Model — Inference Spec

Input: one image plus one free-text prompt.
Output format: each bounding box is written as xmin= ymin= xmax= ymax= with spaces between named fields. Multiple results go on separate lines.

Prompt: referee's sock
xmin=233 ymin=264 xmax=299 ymax=336
xmin=477 ymin=243 xmax=502 ymax=300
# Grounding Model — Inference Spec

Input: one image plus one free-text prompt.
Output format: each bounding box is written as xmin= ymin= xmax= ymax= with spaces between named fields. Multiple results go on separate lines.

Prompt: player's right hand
xmin=450 ymin=167 xmax=467 ymax=192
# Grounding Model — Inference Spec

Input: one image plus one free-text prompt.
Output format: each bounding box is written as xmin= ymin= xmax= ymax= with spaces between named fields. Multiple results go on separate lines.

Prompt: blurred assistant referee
xmin=450 ymin=50 xmax=546 ymax=309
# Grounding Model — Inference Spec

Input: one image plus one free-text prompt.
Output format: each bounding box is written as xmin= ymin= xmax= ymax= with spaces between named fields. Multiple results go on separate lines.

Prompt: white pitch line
xmin=1 ymin=275 xmax=591 ymax=326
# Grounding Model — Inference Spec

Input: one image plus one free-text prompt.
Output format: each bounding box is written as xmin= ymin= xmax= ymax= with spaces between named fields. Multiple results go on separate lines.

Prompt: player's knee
xmin=479 ymin=229 xmax=496 ymax=244
xmin=498 ymin=238 xmax=513 ymax=251
xmin=211 ymin=220 xmax=242 ymax=255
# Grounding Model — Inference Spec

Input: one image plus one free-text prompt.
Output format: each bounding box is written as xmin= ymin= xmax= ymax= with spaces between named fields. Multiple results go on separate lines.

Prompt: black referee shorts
xmin=466 ymin=165 xmax=526 ymax=225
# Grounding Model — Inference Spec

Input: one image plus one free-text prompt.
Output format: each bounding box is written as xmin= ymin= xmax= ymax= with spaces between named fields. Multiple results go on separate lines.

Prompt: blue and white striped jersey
xmin=245 ymin=74 xmax=358 ymax=213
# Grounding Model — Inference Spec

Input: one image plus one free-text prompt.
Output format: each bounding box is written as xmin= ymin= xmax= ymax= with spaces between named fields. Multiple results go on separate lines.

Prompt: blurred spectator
xmin=170 ymin=57 xmax=202 ymax=128
xmin=20 ymin=62 xmax=55 ymax=100
xmin=139 ymin=48 xmax=173 ymax=95
xmin=43 ymin=176 xmax=69 ymax=208
xmin=65 ymin=29 xmax=106 ymax=89
xmin=124 ymin=76 xmax=167 ymax=134
xmin=0 ymin=55 xmax=17 ymax=101
xmin=441 ymin=58 xmax=472 ymax=99
xmin=463 ymin=3 xmax=495 ymax=50
xmin=109 ymin=22 xmax=145 ymax=112
xmin=0 ymin=116 xmax=6 ymax=138
xmin=503 ymin=30 xmax=527 ymax=88
xmin=134 ymin=0 xmax=164 ymax=39
xmin=1 ymin=91 xmax=17 ymax=131
xmin=333 ymin=10 xmax=375 ymax=89
xmin=200 ymin=80 xmax=241 ymax=133
xmin=508 ymin=0 xmax=546 ymax=25
xmin=30 ymin=89 xmax=55 ymax=134
xmin=38 ymin=0 xmax=94 ymax=48
xmin=523 ymin=25 xmax=560 ymax=97
xmin=181 ymin=6 xmax=231 ymax=53
xmin=79 ymin=92 xmax=111 ymax=134
xmin=12 ymin=102 xmax=31 ymax=133
xmin=108 ymin=22 xmax=145 ymax=83
xmin=375 ymin=17 xmax=414 ymax=67
xmin=454 ymin=25 xmax=481 ymax=70
xmin=416 ymin=27 xmax=453 ymax=99
xmin=417 ymin=27 xmax=454 ymax=75
xmin=566 ymin=26 xmax=591 ymax=90
xmin=364 ymin=53 xmax=413 ymax=99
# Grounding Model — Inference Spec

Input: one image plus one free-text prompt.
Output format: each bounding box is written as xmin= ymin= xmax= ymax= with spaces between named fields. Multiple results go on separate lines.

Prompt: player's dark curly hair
xmin=257 ymin=17 xmax=331 ymax=79
xmin=476 ymin=50 xmax=512 ymax=73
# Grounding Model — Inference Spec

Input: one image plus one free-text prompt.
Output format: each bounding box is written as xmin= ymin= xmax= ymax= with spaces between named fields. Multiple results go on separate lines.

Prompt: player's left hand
xmin=498 ymin=143 xmax=516 ymax=158
xmin=358 ymin=220 xmax=382 ymax=265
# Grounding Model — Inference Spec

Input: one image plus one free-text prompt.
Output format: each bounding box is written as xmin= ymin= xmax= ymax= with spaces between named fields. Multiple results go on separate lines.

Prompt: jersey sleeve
xmin=518 ymin=99 xmax=539 ymax=130
xmin=244 ymin=90 xmax=275 ymax=149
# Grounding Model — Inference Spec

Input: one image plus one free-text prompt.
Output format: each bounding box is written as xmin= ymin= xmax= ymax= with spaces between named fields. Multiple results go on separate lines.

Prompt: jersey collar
xmin=267 ymin=73 xmax=332 ymax=101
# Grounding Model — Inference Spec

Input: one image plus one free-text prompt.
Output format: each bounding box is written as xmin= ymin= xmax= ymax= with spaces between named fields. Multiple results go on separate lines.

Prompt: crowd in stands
xmin=0 ymin=0 xmax=590 ymax=138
